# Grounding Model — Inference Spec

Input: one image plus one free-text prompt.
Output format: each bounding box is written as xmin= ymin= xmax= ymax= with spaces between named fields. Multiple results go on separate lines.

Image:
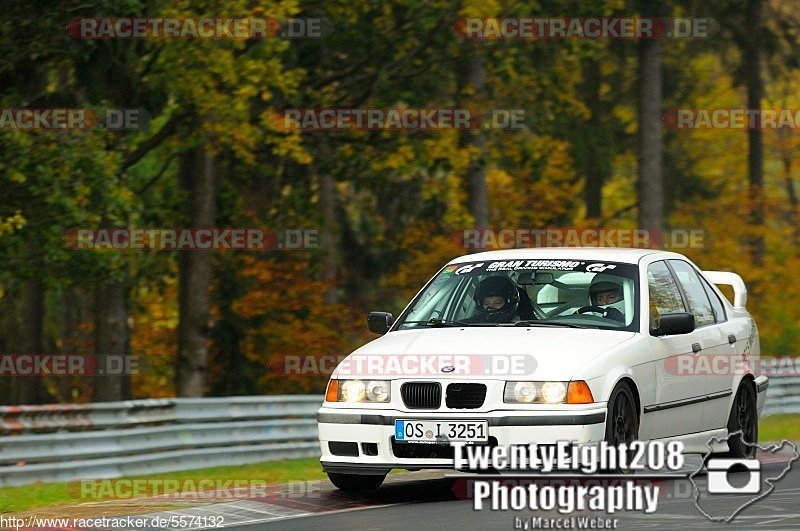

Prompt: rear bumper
xmin=317 ymin=406 xmax=608 ymax=474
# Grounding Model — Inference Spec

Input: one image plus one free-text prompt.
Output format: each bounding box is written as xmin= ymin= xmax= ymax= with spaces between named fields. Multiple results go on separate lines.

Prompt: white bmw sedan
xmin=317 ymin=248 xmax=768 ymax=491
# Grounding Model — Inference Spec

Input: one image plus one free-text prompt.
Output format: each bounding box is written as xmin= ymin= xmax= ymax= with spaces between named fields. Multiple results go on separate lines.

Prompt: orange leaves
xmin=232 ymin=256 xmax=368 ymax=394
xmin=129 ymin=279 xmax=179 ymax=398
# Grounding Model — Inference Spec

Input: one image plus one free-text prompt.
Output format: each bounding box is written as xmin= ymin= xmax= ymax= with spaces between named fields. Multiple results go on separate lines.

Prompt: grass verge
xmin=0 ymin=457 xmax=326 ymax=514
xmin=759 ymin=413 xmax=800 ymax=443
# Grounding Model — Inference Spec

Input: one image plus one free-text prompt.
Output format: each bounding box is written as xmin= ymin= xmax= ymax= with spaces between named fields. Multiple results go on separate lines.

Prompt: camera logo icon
xmin=707 ymin=458 xmax=761 ymax=494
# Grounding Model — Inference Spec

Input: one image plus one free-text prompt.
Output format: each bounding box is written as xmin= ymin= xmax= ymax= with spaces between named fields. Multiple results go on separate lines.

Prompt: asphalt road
xmin=88 ymin=450 xmax=800 ymax=531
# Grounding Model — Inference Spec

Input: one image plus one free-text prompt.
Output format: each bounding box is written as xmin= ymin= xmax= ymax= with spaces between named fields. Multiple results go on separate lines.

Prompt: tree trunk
xmin=18 ymin=279 xmax=45 ymax=404
xmin=460 ymin=52 xmax=489 ymax=230
xmin=584 ymin=59 xmax=604 ymax=220
xmin=782 ymin=143 xmax=798 ymax=245
xmin=176 ymin=147 xmax=217 ymax=397
xmin=15 ymin=65 xmax=48 ymax=405
xmin=0 ymin=283 xmax=20 ymax=405
xmin=57 ymin=288 xmax=77 ymax=402
xmin=745 ymin=0 xmax=765 ymax=265
xmin=637 ymin=38 xmax=664 ymax=235
xmin=93 ymin=280 xmax=130 ymax=401
xmin=317 ymin=141 xmax=339 ymax=305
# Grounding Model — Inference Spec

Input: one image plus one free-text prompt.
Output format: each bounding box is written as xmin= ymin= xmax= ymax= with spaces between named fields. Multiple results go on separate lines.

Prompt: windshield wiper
xmin=512 ymin=321 xmax=597 ymax=329
xmin=400 ymin=318 xmax=471 ymax=327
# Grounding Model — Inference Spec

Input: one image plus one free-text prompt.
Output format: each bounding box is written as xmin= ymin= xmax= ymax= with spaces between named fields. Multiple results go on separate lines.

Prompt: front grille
xmin=445 ymin=383 xmax=487 ymax=409
xmin=401 ymin=382 xmax=441 ymax=409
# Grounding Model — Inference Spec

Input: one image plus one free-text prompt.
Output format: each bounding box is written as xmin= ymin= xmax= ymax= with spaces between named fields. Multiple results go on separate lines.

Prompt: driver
xmin=587 ymin=275 xmax=626 ymax=322
xmin=466 ymin=275 xmax=520 ymax=323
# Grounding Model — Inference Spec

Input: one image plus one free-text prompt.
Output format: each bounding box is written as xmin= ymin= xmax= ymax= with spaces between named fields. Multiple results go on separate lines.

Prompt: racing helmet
xmin=472 ymin=275 xmax=520 ymax=322
xmin=589 ymin=275 xmax=624 ymax=305
xmin=588 ymin=274 xmax=626 ymax=321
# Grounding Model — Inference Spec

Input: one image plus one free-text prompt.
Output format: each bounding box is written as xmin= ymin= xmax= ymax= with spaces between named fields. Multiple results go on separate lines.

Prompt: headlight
xmin=341 ymin=380 xmax=366 ymax=402
xmin=504 ymin=381 xmax=567 ymax=404
xmin=366 ymin=380 xmax=390 ymax=402
xmin=541 ymin=381 xmax=567 ymax=404
xmin=328 ymin=379 xmax=391 ymax=403
xmin=504 ymin=381 xmax=593 ymax=404
xmin=512 ymin=381 xmax=537 ymax=403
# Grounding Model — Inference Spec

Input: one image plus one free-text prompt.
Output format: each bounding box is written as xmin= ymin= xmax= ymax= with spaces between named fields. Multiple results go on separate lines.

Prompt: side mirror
xmin=367 ymin=312 xmax=394 ymax=334
xmin=655 ymin=312 xmax=695 ymax=336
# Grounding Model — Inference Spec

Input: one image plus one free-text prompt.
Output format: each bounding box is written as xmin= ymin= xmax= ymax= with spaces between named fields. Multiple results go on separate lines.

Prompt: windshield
xmin=395 ymin=259 xmax=639 ymax=332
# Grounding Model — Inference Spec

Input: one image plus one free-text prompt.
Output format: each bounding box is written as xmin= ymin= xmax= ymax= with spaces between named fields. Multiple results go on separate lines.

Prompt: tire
xmin=719 ymin=382 xmax=758 ymax=459
xmin=603 ymin=382 xmax=640 ymax=474
xmin=327 ymin=472 xmax=386 ymax=492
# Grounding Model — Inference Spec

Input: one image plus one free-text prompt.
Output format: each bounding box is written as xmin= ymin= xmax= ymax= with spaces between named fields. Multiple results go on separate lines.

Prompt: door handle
xmin=728 ymin=334 xmax=737 ymax=345
xmin=692 ymin=343 xmax=702 ymax=353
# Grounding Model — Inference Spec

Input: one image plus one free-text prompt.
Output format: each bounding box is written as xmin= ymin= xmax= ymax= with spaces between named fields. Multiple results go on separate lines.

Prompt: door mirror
xmin=656 ymin=312 xmax=695 ymax=336
xmin=367 ymin=312 xmax=394 ymax=334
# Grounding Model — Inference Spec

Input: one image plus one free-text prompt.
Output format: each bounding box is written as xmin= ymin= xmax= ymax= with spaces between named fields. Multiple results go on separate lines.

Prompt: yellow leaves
xmin=372 ymin=143 xmax=415 ymax=171
xmin=459 ymin=0 xmax=501 ymax=19
xmin=129 ymin=279 xmax=179 ymax=398
xmin=613 ymin=104 xmax=637 ymax=134
xmin=0 ymin=211 xmax=26 ymax=238
xmin=483 ymin=134 xmax=580 ymax=227
xmin=8 ymin=169 xmax=25 ymax=183
xmin=486 ymin=167 xmax=512 ymax=188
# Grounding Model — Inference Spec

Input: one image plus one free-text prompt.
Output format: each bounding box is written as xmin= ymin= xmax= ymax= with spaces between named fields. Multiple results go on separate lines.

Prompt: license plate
xmin=394 ymin=420 xmax=488 ymax=443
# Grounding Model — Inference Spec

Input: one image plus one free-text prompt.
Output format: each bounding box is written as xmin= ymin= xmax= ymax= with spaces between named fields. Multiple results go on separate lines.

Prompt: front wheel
xmin=327 ymin=472 xmax=386 ymax=492
xmin=603 ymin=383 xmax=640 ymax=474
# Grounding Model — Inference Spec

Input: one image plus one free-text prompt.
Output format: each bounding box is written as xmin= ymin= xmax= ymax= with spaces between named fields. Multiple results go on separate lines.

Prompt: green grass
xmin=760 ymin=413 xmax=800 ymax=442
xmin=0 ymin=457 xmax=326 ymax=514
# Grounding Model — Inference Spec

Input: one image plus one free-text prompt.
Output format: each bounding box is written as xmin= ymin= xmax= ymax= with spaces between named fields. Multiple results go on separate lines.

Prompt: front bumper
xmin=755 ymin=375 xmax=768 ymax=416
xmin=317 ymin=406 xmax=608 ymax=474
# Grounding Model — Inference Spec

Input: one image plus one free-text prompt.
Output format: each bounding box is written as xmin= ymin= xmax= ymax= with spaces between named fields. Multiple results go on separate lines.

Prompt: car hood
xmin=333 ymin=327 xmax=636 ymax=381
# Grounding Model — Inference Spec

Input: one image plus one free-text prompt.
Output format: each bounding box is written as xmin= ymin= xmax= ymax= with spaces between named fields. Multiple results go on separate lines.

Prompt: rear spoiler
xmin=702 ymin=271 xmax=747 ymax=309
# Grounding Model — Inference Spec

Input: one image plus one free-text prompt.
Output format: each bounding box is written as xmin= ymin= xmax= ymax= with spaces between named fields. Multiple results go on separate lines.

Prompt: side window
xmin=668 ymin=260 xmax=716 ymax=328
xmin=699 ymin=273 xmax=726 ymax=323
xmin=647 ymin=261 xmax=686 ymax=330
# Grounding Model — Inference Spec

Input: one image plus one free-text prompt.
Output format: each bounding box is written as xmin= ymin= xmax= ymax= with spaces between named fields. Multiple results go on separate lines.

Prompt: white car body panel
xmin=317 ymin=248 xmax=766 ymax=475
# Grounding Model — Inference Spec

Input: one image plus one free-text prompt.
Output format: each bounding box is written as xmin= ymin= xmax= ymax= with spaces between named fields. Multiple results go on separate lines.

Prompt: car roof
xmin=448 ymin=247 xmax=676 ymax=265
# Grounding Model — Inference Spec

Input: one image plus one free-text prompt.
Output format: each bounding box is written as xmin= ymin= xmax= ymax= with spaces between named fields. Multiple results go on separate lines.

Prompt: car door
xmin=644 ymin=260 xmax=704 ymax=438
xmin=695 ymin=268 xmax=752 ymax=430
xmin=667 ymin=260 xmax=731 ymax=432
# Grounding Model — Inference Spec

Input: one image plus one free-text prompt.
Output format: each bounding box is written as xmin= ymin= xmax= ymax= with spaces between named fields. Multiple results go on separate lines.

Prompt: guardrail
xmin=0 ymin=396 xmax=322 ymax=487
xmin=763 ymin=374 xmax=800 ymax=416
xmin=0 ymin=375 xmax=796 ymax=487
